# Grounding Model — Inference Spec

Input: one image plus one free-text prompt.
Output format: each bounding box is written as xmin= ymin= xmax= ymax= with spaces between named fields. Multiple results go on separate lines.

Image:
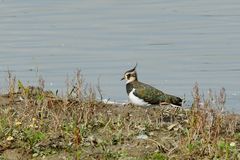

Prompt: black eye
xmin=126 ymin=74 xmax=131 ymax=79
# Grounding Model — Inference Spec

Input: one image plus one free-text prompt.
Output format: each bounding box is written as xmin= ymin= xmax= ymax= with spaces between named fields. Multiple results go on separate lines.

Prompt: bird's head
xmin=121 ymin=63 xmax=138 ymax=84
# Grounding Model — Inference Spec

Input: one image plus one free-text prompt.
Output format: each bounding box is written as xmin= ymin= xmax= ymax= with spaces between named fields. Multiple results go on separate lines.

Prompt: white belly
xmin=129 ymin=88 xmax=151 ymax=106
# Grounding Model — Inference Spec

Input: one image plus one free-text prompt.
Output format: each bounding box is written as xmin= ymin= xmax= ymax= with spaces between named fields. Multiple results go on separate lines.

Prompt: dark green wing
xmin=132 ymin=81 xmax=182 ymax=105
xmin=132 ymin=81 xmax=165 ymax=104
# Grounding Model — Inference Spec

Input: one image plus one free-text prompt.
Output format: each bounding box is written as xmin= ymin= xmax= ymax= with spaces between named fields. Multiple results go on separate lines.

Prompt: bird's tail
xmin=165 ymin=94 xmax=182 ymax=106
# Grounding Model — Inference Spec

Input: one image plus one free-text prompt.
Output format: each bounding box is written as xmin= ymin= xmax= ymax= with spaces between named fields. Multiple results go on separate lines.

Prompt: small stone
xmin=136 ymin=134 xmax=148 ymax=140
xmin=32 ymin=153 xmax=39 ymax=157
xmin=6 ymin=136 xmax=14 ymax=141
xmin=230 ymin=142 xmax=236 ymax=147
xmin=15 ymin=121 xmax=22 ymax=126
xmin=149 ymin=132 xmax=154 ymax=136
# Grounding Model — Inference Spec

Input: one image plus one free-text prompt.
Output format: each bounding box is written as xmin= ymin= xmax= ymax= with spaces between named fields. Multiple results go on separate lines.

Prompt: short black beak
xmin=121 ymin=77 xmax=125 ymax=81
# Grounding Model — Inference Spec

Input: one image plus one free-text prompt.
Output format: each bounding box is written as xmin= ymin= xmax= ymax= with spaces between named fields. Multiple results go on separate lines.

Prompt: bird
xmin=121 ymin=64 xmax=182 ymax=107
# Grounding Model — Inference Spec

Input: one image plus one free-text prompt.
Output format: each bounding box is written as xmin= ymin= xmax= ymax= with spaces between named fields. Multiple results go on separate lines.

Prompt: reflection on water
xmin=0 ymin=0 xmax=240 ymax=111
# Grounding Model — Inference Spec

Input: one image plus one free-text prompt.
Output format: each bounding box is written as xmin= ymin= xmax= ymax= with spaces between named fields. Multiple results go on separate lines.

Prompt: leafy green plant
xmin=23 ymin=128 xmax=46 ymax=147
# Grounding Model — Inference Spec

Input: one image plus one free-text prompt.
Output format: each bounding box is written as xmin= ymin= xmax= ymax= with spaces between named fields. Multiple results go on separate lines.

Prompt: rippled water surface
xmin=0 ymin=0 xmax=240 ymax=111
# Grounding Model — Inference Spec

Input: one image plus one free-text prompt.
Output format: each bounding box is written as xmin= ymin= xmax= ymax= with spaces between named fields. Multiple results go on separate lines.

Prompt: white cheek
xmin=126 ymin=79 xmax=131 ymax=84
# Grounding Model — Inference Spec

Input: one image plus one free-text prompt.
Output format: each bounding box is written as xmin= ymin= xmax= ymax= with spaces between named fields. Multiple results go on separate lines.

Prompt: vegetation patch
xmin=0 ymin=71 xmax=240 ymax=159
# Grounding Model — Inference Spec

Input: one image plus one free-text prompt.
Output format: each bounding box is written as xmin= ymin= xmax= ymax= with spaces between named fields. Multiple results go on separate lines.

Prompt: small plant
xmin=147 ymin=152 xmax=167 ymax=160
xmin=23 ymin=128 xmax=46 ymax=147
xmin=103 ymin=149 xmax=125 ymax=159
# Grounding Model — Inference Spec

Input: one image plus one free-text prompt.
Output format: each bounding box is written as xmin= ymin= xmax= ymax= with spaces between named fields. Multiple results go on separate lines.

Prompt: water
xmin=0 ymin=0 xmax=240 ymax=112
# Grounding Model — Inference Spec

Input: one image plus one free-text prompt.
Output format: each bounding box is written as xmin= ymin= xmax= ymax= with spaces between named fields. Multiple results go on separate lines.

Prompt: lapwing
xmin=121 ymin=64 xmax=182 ymax=106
